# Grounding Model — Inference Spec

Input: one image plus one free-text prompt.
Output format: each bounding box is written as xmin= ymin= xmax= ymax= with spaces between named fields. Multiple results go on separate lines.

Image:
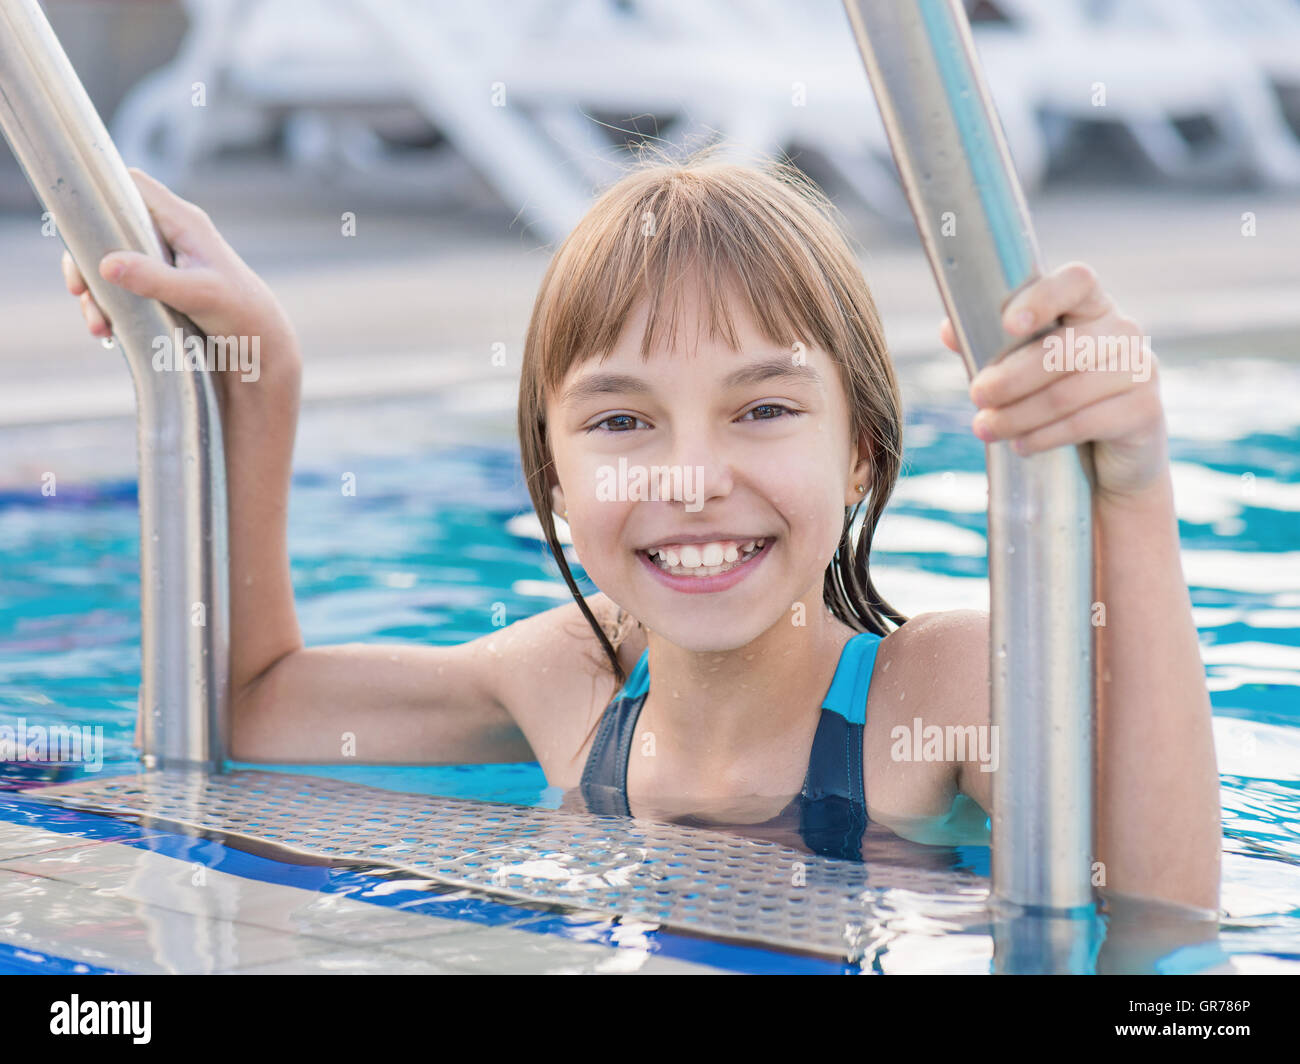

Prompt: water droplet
xmin=101 ymin=335 xmax=116 ymax=349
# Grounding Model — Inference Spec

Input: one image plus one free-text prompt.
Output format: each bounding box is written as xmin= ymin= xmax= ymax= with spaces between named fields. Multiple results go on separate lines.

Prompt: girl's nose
xmin=659 ymin=429 xmax=735 ymax=508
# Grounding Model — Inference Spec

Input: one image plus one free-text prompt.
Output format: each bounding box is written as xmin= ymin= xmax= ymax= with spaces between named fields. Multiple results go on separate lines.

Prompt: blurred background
xmin=1 ymin=0 xmax=1299 ymax=471
xmin=1 ymin=6 xmax=1298 ymax=943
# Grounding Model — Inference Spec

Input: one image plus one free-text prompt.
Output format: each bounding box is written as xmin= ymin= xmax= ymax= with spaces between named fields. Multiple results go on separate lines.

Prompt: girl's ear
xmin=550 ymin=482 xmax=568 ymax=519
xmin=846 ymin=428 xmax=874 ymax=506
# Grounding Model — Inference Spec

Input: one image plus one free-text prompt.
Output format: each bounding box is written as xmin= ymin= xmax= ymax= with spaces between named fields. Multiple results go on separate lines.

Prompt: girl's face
xmin=546 ymin=284 xmax=871 ymax=652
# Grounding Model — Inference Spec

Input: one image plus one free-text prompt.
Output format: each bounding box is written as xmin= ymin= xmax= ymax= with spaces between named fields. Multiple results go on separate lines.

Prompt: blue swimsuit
xmin=579 ymin=631 xmax=884 ymax=861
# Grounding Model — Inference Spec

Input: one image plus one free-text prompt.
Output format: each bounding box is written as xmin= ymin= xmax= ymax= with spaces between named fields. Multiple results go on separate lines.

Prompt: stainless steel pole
xmin=842 ymin=0 xmax=1096 ymax=942
xmin=0 ymin=0 xmax=230 ymax=771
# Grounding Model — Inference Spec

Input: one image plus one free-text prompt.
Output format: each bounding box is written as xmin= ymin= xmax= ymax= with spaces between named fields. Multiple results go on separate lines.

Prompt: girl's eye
xmin=587 ymin=406 xmax=798 ymax=432
xmin=741 ymin=403 xmax=798 ymax=421
xmin=588 ymin=413 xmax=646 ymax=433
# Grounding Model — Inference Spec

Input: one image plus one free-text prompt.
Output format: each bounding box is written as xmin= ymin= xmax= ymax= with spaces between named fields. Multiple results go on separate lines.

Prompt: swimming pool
xmin=0 ymin=349 xmax=1296 ymax=973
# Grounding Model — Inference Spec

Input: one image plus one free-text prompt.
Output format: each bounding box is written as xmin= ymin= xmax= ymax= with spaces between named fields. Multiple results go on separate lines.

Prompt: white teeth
xmin=645 ymin=538 xmax=769 ymax=577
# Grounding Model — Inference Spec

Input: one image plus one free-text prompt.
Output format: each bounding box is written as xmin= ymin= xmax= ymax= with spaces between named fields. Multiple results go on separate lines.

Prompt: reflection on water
xmin=567 ymin=783 xmax=990 ymax=867
xmin=0 ymin=359 xmax=1297 ymax=972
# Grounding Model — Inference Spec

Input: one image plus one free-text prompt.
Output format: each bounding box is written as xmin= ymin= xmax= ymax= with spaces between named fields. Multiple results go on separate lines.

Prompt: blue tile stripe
xmin=0 ymin=794 xmax=857 ymax=975
xmin=0 ymin=941 xmax=125 ymax=975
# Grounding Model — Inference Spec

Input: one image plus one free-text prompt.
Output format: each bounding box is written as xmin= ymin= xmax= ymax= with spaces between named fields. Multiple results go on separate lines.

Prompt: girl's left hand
xmin=939 ymin=261 xmax=1169 ymax=505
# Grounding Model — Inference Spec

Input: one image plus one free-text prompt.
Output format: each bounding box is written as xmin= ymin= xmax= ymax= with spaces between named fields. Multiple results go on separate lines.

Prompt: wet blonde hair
xmin=517 ymin=147 xmax=908 ymax=689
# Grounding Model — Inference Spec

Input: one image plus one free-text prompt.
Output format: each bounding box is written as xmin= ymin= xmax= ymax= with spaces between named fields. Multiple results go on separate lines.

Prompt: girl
xmin=61 ymin=153 xmax=1220 ymax=913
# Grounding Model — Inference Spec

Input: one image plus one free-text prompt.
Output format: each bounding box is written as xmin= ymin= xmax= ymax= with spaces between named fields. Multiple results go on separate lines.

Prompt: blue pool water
xmin=0 ymin=360 xmax=1297 ymax=970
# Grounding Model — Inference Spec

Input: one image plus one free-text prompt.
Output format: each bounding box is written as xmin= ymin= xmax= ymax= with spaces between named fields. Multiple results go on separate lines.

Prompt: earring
xmin=855 ymin=484 xmax=865 ymax=493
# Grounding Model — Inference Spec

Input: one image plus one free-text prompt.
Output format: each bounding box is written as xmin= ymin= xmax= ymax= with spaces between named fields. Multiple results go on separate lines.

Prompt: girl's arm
xmin=1089 ymin=461 xmax=1220 ymax=913
xmin=59 ymin=169 xmax=545 ymax=766
xmin=941 ymin=262 xmax=1221 ymax=913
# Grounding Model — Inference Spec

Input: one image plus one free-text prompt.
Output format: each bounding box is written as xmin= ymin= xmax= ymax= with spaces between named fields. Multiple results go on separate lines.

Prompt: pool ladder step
xmin=30 ymin=769 xmax=988 ymax=962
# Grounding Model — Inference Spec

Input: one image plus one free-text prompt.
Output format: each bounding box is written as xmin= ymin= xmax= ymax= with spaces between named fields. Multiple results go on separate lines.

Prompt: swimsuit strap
xmin=802 ymin=631 xmax=883 ymax=802
xmin=799 ymin=632 xmax=883 ymax=858
xmin=820 ymin=632 xmax=882 ymax=727
xmin=578 ymin=650 xmax=650 ymax=816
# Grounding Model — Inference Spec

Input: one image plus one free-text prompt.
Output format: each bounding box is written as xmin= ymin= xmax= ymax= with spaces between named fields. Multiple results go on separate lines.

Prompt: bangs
xmin=530 ymin=159 xmax=864 ymax=402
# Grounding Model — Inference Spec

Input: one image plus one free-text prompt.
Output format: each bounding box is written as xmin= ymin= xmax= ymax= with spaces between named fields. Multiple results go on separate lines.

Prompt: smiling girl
xmin=61 ymin=153 xmax=1220 ymax=913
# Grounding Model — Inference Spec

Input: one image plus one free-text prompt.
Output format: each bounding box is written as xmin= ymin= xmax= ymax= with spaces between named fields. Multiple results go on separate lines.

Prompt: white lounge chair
xmin=112 ymin=0 xmax=596 ymax=242
xmin=977 ymin=0 xmax=1300 ymax=186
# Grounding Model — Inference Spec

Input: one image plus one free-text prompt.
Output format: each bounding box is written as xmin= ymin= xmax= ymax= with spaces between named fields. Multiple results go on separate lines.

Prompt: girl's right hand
xmin=60 ymin=167 xmax=302 ymax=390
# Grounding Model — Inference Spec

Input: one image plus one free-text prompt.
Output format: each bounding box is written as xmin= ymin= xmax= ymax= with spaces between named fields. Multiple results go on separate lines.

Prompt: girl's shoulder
xmin=868 ymin=608 xmax=990 ymax=727
xmin=482 ymin=591 xmax=645 ymax=780
xmin=862 ymin=609 xmax=992 ymax=821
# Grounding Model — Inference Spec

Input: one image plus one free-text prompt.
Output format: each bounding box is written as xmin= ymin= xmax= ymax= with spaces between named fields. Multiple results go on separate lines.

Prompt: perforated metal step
xmin=32 ymin=769 xmax=987 ymax=961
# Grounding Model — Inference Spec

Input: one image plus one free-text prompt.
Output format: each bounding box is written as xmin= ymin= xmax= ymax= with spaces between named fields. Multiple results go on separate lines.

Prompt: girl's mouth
xmin=636 ymin=537 xmax=773 ymax=592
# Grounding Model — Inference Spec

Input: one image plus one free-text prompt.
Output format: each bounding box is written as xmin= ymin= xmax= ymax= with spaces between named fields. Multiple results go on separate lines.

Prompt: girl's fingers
xmin=970 ymin=324 xmax=1065 ymax=407
xmin=1002 ymin=261 xmax=1115 ymax=337
xmin=938 ymin=316 xmax=960 ymax=353
xmin=972 ymin=310 xmax=1146 ymax=409
xmin=62 ymin=173 xmax=242 ymax=342
xmin=998 ymin=382 xmax=1161 ymax=457
xmin=98 ymin=250 xmax=222 ymax=316
xmin=125 ymin=167 xmax=215 ymax=257
xmin=79 ymin=290 xmax=110 ymax=337
xmin=64 ymin=249 xmax=112 ymax=338
xmin=61 ymin=250 xmax=88 ymax=296
xmin=972 ymin=355 xmax=1140 ymax=447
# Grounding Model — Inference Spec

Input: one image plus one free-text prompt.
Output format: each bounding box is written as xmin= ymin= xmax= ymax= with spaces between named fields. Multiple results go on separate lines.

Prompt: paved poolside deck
xmin=0 ymin=158 xmax=1296 ymax=441
xmin=0 ymin=813 xmax=731 ymax=974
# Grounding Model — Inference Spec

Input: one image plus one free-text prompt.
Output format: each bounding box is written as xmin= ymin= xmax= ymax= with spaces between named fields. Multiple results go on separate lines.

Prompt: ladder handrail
xmin=0 ymin=0 xmax=230 ymax=772
xmin=843 ymin=0 xmax=1098 ymax=970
